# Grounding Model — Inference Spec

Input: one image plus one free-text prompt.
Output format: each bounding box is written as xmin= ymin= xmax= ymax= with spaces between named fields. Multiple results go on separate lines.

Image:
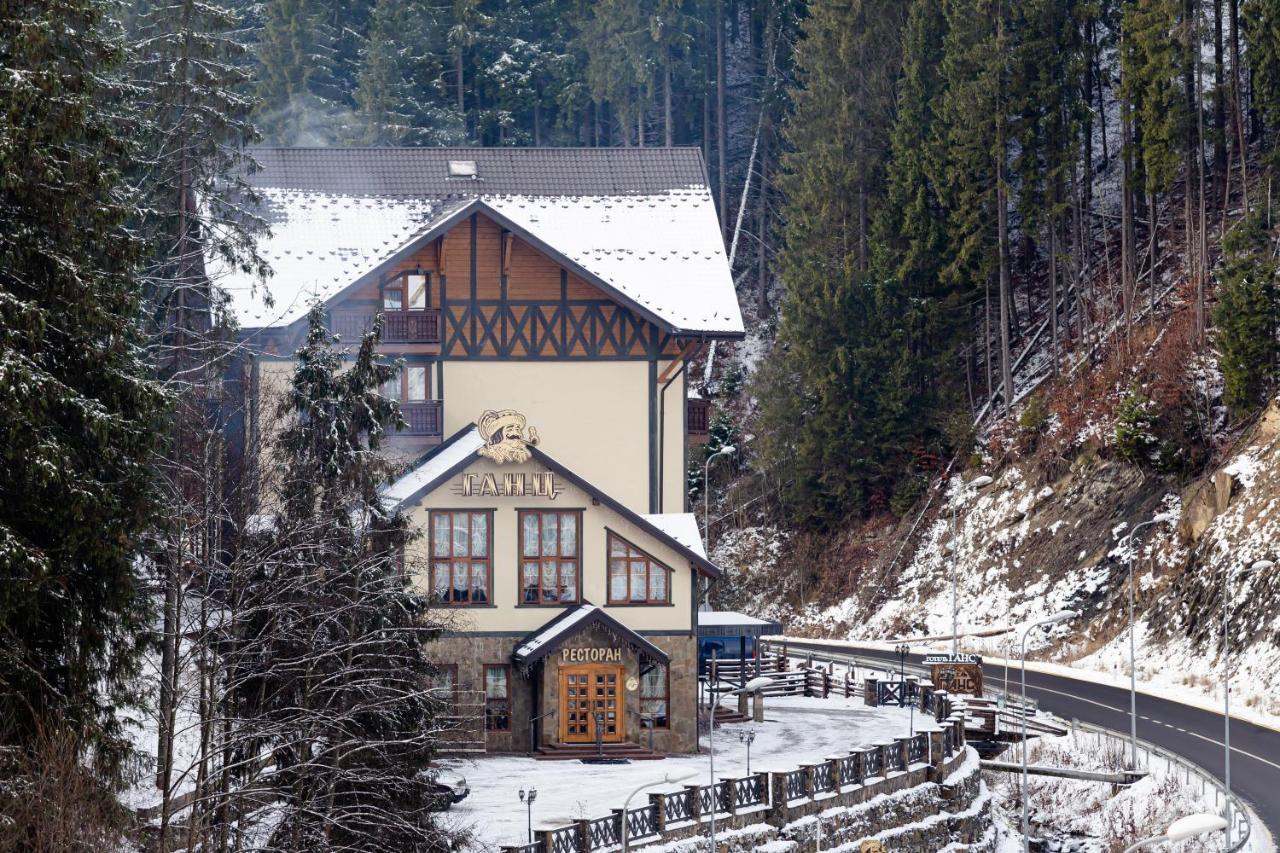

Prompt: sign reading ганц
xmin=452 ymin=471 xmax=562 ymax=499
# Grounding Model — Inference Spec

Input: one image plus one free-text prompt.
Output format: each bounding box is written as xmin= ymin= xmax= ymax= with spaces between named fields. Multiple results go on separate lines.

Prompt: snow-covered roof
xmin=511 ymin=602 xmax=669 ymax=666
xmin=483 ymin=193 xmax=741 ymax=335
xmin=698 ymin=611 xmax=774 ymax=627
xmin=214 ymin=147 xmax=743 ymax=336
xmin=641 ymin=513 xmax=707 ymax=559
xmin=513 ymin=603 xmax=598 ymax=660
xmin=697 ymin=610 xmax=783 ymax=637
xmin=380 ymin=428 xmax=484 ymax=511
xmin=207 ymin=190 xmax=463 ymax=330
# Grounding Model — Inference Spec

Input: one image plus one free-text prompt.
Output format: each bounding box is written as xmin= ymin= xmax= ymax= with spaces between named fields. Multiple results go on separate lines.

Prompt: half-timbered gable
xmin=215 ymin=147 xmax=740 ymax=514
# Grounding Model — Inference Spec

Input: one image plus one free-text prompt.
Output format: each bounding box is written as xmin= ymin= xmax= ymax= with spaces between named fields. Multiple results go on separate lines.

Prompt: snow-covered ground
xmin=787 ymin=432 xmax=1280 ymax=730
xmin=987 ymin=732 xmax=1271 ymax=852
xmin=441 ymin=695 xmax=916 ymax=849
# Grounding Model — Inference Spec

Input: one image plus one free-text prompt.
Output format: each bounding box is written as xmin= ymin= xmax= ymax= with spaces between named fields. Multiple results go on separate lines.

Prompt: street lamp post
xmin=949 ymin=475 xmax=993 ymax=656
xmin=738 ymin=729 xmax=757 ymax=775
xmin=709 ymin=675 xmax=772 ymax=852
xmin=703 ymin=444 xmax=737 ymax=541
xmin=1019 ymin=610 xmax=1077 ymax=853
xmin=518 ymin=787 xmax=538 ymax=844
xmin=1118 ymin=511 xmax=1177 ymax=769
xmin=895 ymin=643 xmax=914 ymax=736
xmin=1121 ymin=813 xmax=1227 ymax=852
xmin=620 ymin=771 xmax=696 ymax=852
xmin=1222 ymin=557 xmax=1272 ymax=848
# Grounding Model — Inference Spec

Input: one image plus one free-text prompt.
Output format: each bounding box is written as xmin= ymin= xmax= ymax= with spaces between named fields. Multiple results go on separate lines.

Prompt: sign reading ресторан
xmin=561 ymin=647 xmax=622 ymax=664
xmin=451 ymin=471 xmax=563 ymax=499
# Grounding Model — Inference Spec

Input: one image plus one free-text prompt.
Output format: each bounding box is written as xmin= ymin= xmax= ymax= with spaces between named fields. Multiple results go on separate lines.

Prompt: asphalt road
xmin=781 ymin=638 xmax=1280 ymax=843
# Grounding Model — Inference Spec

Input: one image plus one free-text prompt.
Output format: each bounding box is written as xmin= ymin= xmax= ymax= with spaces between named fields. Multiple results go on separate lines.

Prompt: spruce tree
xmin=1244 ymin=0 xmax=1280 ymax=162
xmin=222 ymin=307 xmax=452 ymax=851
xmin=352 ymin=0 xmax=463 ymax=145
xmin=0 ymin=0 xmax=162 ymax=770
xmin=760 ymin=0 xmax=910 ymax=525
xmin=1215 ymin=212 xmax=1279 ymax=417
xmin=254 ymin=0 xmax=343 ymax=144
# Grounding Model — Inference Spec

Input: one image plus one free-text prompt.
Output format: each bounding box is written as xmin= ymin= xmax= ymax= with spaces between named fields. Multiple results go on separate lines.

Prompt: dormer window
xmin=447 ymin=159 xmax=477 ymax=178
xmin=383 ymin=272 xmax=429 ymax=311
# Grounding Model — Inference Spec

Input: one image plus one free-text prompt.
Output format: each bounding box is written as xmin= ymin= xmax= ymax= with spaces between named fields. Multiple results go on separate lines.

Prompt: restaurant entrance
xmin=559 ymin=664 xmax=624 ymax=744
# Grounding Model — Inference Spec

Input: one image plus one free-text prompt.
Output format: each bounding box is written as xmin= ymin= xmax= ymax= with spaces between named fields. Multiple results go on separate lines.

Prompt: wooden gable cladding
xmin=277 ymin=207 xmax=687 ymax=360
xmin=415 ymin=211 xmax=683 ymax=359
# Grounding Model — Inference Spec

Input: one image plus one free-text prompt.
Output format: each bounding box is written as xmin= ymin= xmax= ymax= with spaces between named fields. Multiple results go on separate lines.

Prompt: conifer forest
xmin=7 ymin=0 xmax=1280 ymax=849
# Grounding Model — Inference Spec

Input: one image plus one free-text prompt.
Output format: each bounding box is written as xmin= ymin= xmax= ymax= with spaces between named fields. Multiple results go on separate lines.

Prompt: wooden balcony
xmin=330 ymin=309 xmax=441 ymax=351
xmin=687 ymin=398 xmax=710 ymax=445
xmin=383 ymin=309 xmax=440 ymax=345
xmin=401 ymin=400 xmax=444 ymax=441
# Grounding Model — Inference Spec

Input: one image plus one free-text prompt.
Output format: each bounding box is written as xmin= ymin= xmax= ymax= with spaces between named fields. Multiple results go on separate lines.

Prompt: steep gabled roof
xmin=210 ymin=147 xmax=744 ymax=338
xmin=512 ymin=603 xmax=671 ymax=667
xmin=379 ymin=426 xmax=721 ymax=578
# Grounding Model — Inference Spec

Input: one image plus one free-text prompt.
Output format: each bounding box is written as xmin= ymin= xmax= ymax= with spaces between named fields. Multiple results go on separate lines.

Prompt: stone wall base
xmin=634 ymin=748 xmax=992 ymax=853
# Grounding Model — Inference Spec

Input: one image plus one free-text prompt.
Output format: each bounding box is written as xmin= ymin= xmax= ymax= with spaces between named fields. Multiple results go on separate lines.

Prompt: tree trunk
xmin=716 ymin=0 xmax=728 ymax=235
xmin=664 ymin=53 xmax=673 ymax=147
xmin=1083 ymin=17 xmax=1095 ymax=209
xmin=997 ymin=153 xmax=1013 ymax=419
xmin=1049 ymin=224 xmax=1058 ymax=378
xmin=1230 ymin=0 xmax=1249 ymax=212
xmin=757 ymin=122 xmax=770 ymax=317
xmin=1120 ymin=46 xmax=1137 ymax=338
xmin=1215 ymin=0 xmax=1227 ymax=186
xmin=984 ymin=277 xmax=993 ymax=403
xmin=455 ymin=48 xmax=464 ymax=117
xmin=1149 ymin=190 xmax=1158 ymax=315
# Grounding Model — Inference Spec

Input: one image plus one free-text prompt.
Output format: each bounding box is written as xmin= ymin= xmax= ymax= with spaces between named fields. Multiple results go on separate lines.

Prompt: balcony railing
xmin=330 ymin=309 xmax=441 ymax=346
xmin=400 ymin=400 xmax=443 ymax=439
xmin=383 ymin=309 xmax=440 ymax=344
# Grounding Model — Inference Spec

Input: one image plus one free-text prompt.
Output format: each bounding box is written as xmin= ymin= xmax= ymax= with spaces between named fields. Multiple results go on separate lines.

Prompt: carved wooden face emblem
xmin=476 ymin=409 xmax=540 ymax=464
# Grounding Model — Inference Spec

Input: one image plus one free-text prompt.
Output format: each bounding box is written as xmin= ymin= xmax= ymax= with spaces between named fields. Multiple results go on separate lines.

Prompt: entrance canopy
xmin=512 ymin=602 xmax=670 ymax=668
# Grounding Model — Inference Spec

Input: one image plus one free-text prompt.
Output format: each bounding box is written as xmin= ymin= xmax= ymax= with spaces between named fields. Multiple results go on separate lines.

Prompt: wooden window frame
xmin=428 ymin=510 xmax=494 ymax=607
xmin=382 ymin=362 xmax=432 ymax=403
xmin=517 ymin=509 xmax=583 ymax=606
xmin=605 ymin=530 xmax=673 ymax=606
xmin=639 ymin=661 xmax=670 ymax=729
xmin=484 ymin=663 xmax=511 ymax=732
xmin=382 ymin=270 xmax=432 ymax=311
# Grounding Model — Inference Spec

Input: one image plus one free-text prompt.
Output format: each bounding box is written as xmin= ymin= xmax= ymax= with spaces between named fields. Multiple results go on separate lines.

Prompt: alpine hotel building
xmin=218 ymin=148 xmax=743 ymax=755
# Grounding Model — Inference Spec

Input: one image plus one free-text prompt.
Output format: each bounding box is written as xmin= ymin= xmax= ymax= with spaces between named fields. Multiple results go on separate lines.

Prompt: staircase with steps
xmin=711 ymin=705 xmax=748 ymax=726
xmin=534 ymin=741 xmax=664 ymax=761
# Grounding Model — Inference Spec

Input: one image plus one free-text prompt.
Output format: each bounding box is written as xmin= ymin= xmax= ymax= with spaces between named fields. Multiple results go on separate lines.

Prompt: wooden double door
xmin=560 ymin=664 xmax=625 ymax=744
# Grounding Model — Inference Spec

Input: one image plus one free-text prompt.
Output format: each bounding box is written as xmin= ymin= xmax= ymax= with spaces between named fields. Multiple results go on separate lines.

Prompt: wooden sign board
xmin=924 ymin=654 xmax=983 ymax=697
xmin=859 ymin=841 xmax=885 ymax=853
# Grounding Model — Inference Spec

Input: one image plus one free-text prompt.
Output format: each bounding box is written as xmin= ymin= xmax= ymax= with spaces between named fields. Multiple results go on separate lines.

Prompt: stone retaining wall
xmin=634 ymin=746 xmax=991 ymax=853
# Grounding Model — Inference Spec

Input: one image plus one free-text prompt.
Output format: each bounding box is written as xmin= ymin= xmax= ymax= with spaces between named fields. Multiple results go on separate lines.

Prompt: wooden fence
xmin=498 ymin=711 xmax=967 ymax=853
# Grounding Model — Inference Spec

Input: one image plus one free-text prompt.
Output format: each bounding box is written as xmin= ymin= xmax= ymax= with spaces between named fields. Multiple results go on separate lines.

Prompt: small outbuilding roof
xmin=696 ymin=610 xmax=784 ymax=638
xmin=512 ymin=603 xmax=670 ymax=667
